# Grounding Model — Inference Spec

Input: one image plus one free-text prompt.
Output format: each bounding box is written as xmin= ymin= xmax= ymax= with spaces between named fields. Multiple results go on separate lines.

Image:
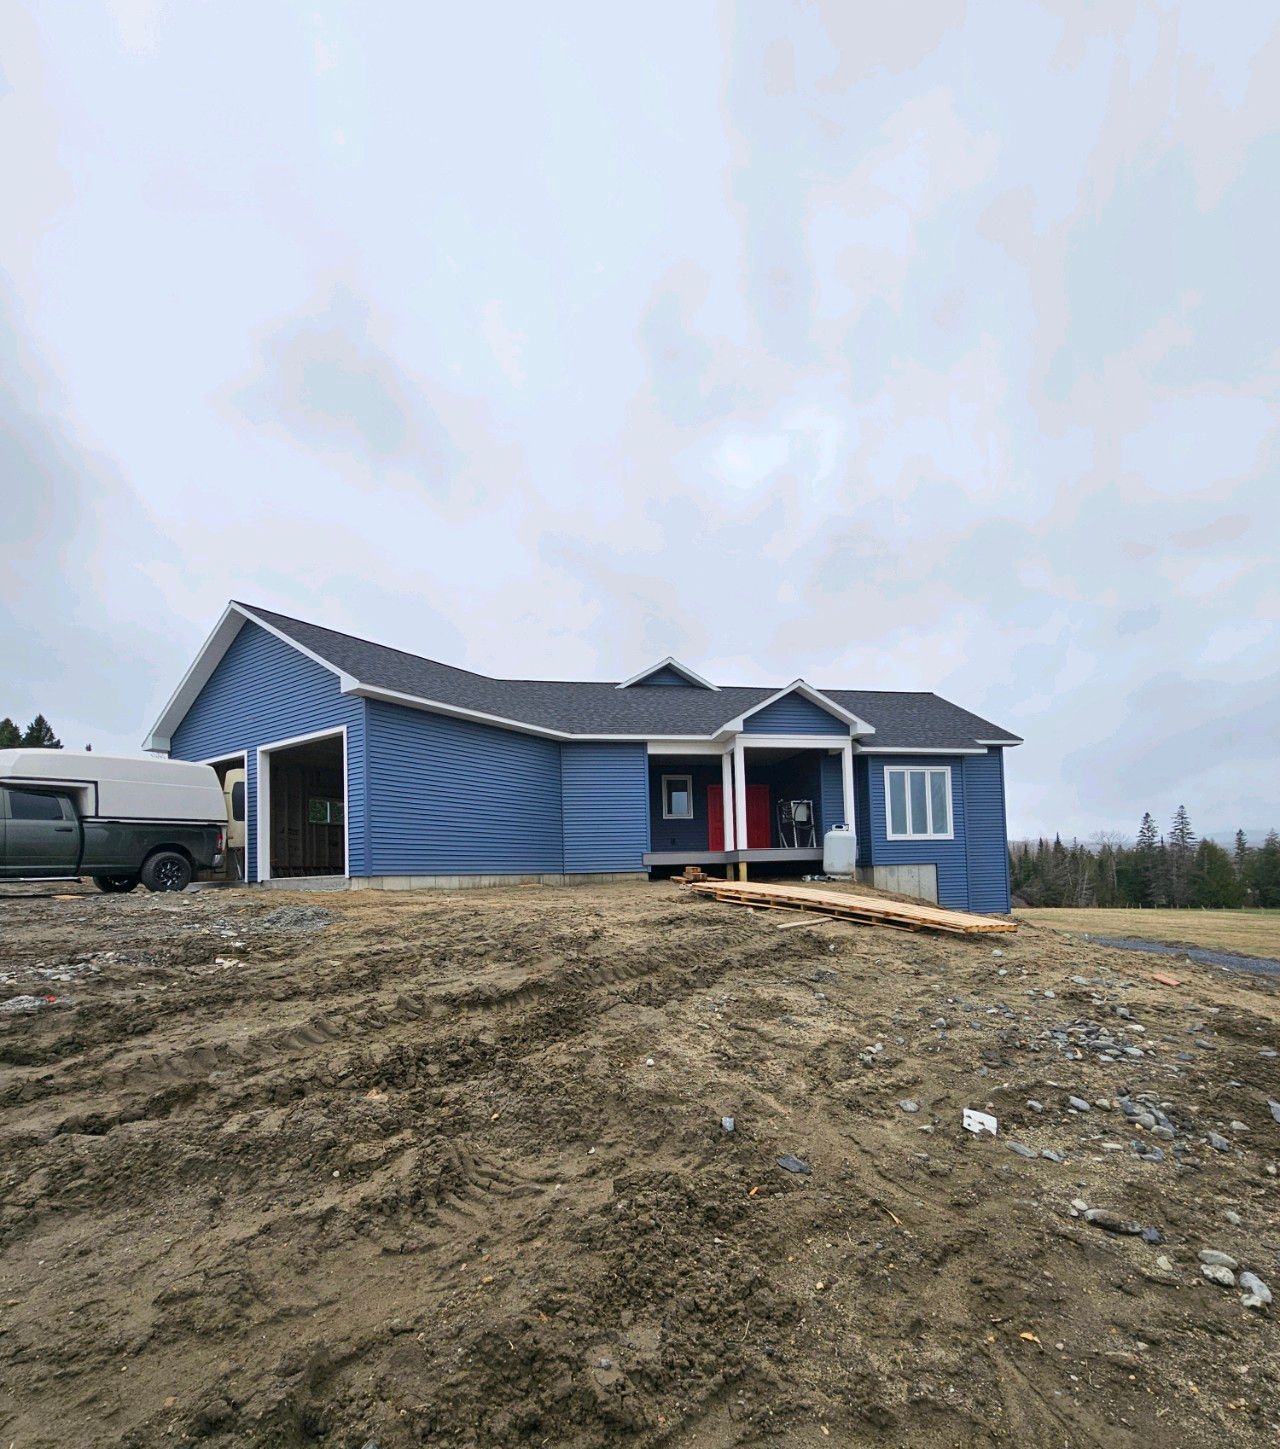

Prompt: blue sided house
xmin=145 ymin=603 xmax=1021 ymax=911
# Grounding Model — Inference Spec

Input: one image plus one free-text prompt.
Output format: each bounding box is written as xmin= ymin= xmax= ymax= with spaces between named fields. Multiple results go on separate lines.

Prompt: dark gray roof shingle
xmin=238 ymin=603 xmax=1020 ymax=749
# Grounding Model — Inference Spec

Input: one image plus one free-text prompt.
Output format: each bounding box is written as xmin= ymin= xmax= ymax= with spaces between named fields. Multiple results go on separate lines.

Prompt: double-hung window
xmin=661 ymin=774 xmax=693 ymax=820
xmin=885 ymin=766 xmax=952 ymax=840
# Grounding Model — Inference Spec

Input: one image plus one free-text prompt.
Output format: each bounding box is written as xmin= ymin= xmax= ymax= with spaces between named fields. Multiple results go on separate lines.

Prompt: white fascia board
xmin=142 ymin=603 xmax=246 ymax=752
xmin=646 ymin=740 xmax=728 ymax=756
xmin=142 ymin=601 xmax=351 ymax=753
xmin=722 ymin=680 xmax=875 ymax=737
xmin=734 ymin=733 xmax=854 ymax=750
xmin=855 ymin=745 xmax=985 ymax=756
xmin=976 ymin=737 xmax=1023 ymax=747
xmin=616 ymin=656 xmax=720 ymax=691
xmin=234 ymin=604 xmax=351 ymax=682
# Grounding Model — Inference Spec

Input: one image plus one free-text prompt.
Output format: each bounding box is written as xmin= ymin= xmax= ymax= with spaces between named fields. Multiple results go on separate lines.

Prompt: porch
xmin=643 ymin=736 xmax=855 ymax=871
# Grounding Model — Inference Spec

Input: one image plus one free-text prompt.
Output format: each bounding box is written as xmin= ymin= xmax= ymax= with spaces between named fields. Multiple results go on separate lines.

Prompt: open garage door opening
xmin=260 ymin=731 xmax=347 ymax=881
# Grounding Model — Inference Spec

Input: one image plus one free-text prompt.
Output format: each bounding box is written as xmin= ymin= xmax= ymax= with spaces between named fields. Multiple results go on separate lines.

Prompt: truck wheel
xmin=141 ymin=851 xmax=193 ymax=893
xmin=93 ymin=874 xmax=140 ymax=894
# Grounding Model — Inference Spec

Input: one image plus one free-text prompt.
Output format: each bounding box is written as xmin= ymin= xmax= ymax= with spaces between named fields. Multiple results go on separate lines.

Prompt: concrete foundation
xmin=857 ymin=863 xmax=939 ymax=904
xmin=254 ymin=871 xmax=650 ymax=893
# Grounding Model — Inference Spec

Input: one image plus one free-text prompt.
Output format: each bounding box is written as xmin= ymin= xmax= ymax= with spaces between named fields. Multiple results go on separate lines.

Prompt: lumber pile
xmin=686 ymin=879 xmax=1017 ymax=937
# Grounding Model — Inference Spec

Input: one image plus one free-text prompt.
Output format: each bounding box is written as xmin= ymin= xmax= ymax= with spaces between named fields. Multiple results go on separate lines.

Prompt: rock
xmin=1071 ymin=1197 xmax=1089 ymax=1212
xmin=0 ymin=995 xmax=48 ymax=1014
xmin=1095 ymin=1098 xmax=1111 ymax=1110
xmin=721 ymin=1116 xmax=735 ymax=1134
xmin=1083 ymin=1209 xmax=1143 ymax=1235
xmin=898 ymin=1099 xmax=920 ymax=1113
xmin=1008 ymin=1142 xmax=1036 ymax=1158
xmin=1267 ymin=1099 xmax=1280 ymax=1125
xmin=1201 ymin=1263 xmax=1236 ymax=1288
xmin=1140 ymin=1226 xmax=1163 ymax=1244
xmin=1223 ymin=1209 xmax=1242 ymax=1227
xmin=776 ymin=1154 xmax=810 ymax=1175
xmin=1041 ymin=1149 xmax=1065 ymax=1162
xmin=1155 ymin=1254 xmax=1174 ymax=1272
xmin=1197 ymin=1249 xmax=1239 ymax=1270
xmin=1239 ymin=1272 xmax=1272 ymax=1309
xmin=1026 ymin=1099 xmax=1044 ymax=1113
xmin=1229 ymin=1121 xmax=1248 ymax=1133
xmin=1207 ymin=1131 xmax=1230 ymax=1153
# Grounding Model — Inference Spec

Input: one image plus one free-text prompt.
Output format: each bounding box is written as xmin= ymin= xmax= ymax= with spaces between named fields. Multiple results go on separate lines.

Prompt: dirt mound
xmin=0 ymin=883 xmax=1277 ymax=1447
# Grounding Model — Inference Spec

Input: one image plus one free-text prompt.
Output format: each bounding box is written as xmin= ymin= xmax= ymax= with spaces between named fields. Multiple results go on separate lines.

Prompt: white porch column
xmin=732 ymin=736 xmax=748 ymax=853
xmin=841 ymin=741 xmax=856 ymax=857
xmin=721 ymin=748 xmax=735 ymax=850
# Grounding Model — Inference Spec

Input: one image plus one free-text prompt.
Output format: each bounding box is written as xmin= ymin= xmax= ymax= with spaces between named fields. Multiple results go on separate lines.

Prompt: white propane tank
xmin=823 ymin=826 xmax=856 ymax=877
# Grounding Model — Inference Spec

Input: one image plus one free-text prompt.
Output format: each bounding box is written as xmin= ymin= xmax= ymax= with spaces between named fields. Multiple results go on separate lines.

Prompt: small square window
xmin=662 ymin=774 xmax=693 ymax=820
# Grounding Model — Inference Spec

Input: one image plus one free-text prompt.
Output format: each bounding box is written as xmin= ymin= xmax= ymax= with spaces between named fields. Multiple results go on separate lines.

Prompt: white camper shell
xmin=0 ymin=751 xmax=226 ymax=825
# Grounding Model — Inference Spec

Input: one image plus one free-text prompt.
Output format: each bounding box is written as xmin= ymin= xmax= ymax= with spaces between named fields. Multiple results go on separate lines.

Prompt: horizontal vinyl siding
xmin=169 ymin=621 xmax=367 ymax=880
xmin=820 ymin=754 xmax=845 ymax=835
xmin=628 ymin=666 xmax=700 ymax=688
xmin=365 ymin=700 xmax=562 ymax=875
xmin=743 ymin=693 xmax=849 ymax=735
xmin=963 ymin=749 xmax=1012 ymax=913
xmin=562 ymin=743 xmax=650 ymax=872
xmin=863 ymin=755 xmax=971 ymax=910
xmin=854 ymin=757 xmax=873 ymax=868
xmin=649 ymin=757 xmax=723 ymax=852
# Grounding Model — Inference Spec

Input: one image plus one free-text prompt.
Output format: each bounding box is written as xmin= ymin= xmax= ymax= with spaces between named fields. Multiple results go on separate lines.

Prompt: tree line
xmin=1010 ymin=805 xmax=1280 ymax=909
xmin=0 ymin=715 xmax=62 ymax=749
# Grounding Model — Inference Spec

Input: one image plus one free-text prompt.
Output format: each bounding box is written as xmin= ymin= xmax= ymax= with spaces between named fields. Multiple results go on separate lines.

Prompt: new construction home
xmin=145 ymin=603 xmax=1021 ymax=909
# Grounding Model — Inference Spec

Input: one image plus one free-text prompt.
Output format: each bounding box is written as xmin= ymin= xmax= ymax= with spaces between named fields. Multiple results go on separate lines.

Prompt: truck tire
xmin=93 ymin=874 xmax=140 ymax=894
xmin=140 ymin=851 xmax=193 ymax=893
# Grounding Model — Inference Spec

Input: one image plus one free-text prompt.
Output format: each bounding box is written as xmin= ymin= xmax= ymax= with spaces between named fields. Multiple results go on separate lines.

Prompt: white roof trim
xmin=143 ymin=602 xmax=348 ymax=752
xmin=616 ymin=656 xmax=719 ymax=691
xmin=976 ymin=737 xmax=1022 ymax=747
xmin=722 ymin=680 xmax=875 ymax=737
xmin=855 ymin=745 xmax=986 ymax=756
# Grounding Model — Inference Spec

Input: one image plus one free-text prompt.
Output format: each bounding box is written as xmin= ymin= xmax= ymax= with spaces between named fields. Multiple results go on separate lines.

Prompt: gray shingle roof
xmin=239 ymin=603 xmax=1020 ymax=749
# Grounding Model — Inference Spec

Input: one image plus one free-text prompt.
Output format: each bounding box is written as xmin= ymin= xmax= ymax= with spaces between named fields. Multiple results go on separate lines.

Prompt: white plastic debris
xmin=963 ymin=1108 xmax=998 ymax=1137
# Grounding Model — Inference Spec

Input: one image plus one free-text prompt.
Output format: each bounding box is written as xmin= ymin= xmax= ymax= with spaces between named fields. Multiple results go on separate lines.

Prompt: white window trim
xmin=884 ymin=765 xmax=954 ymax=841
xmin=661 ymin=773 xmax=694 ymax=820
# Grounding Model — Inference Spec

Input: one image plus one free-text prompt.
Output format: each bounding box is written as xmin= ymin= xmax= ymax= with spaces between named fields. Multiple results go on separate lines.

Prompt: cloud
xmin=230 ymin=285 xmax=449 ymax=470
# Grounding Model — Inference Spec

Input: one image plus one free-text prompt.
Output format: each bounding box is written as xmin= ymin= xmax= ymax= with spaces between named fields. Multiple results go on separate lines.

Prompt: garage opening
xmin=262 ymin=732 xmax=346 ymax=879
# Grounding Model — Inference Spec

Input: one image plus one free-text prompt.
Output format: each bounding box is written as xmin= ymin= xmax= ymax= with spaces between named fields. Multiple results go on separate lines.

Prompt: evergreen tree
xmin=1167 ymin=805 xmax=1196 ymax=907
xmin=1191 ymin=839 xmax=1243 ymax=908
xmin=1252 ymin=831 xmax=1280 ymax=908
xmin=0 ymin=717 xmax=20 ymax=748
xmin=19 ymin=715 xmax=61 ymax=749
xmin=1135 ymin=812 xmax=1160 ymax=906
xmin=1234 ymin=829 xmax=1250 ymax=876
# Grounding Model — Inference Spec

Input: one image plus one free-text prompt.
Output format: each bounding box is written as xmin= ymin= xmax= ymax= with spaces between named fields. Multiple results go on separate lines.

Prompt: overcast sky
xmin=2 ymin=2 xmax=1276 ymax=840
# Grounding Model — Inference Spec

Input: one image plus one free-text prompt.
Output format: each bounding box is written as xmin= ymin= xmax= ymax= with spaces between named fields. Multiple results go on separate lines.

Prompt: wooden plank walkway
xmin=686 ymin=879 xmax=1018 ymax=937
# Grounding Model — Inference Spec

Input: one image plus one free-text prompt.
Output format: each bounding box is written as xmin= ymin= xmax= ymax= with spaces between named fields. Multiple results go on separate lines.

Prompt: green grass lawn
xmin=1014 ymin=907 xmax=1280 ymax=958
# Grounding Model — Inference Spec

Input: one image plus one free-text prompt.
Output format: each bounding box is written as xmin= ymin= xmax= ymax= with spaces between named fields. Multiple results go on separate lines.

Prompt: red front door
xmin=707 ymin=784 xmax=771 ymax=849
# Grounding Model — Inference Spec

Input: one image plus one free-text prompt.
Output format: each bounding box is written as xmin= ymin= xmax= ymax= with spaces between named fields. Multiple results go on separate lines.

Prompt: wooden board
xmin=686 ymin=879 xmax=1018 ymax=937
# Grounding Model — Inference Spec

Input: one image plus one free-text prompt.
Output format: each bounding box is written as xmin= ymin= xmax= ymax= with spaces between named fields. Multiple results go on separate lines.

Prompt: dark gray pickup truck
xmin=0 ymin=751 xmax=226 ymax=893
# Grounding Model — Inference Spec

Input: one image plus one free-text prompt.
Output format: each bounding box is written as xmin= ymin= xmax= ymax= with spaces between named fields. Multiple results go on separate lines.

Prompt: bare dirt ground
xmin=1 ymin=880 xmax=1277 ymax=1449
xmin=1016 ymin=908 xmax=1280 ymax=960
